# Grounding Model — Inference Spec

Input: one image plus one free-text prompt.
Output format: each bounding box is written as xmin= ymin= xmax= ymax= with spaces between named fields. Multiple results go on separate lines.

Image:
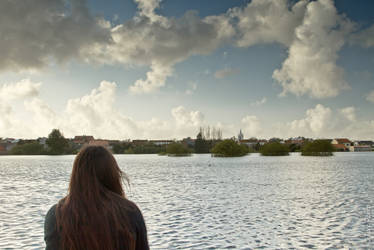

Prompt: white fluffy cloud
xmin=0 ymin=79 xmax=41 ymax=101
xmin=0 ymin=79 xmax=209 ymax=139
xmin=340 ymin=106 xmax=356 ymax=122
xmin=93 ymin=7 xmax=234 ymax=93
xmin=0 ymin=0 xmax=372 ymax=98
xmin=231 ymin=0 xmax=307 ymax=47
xmin=171 ymin=106 xmax=204 ymax=127
xmin=288 ymin=104 xmax=332 ymax=135
xmin=273 ymin=0 xmax=353 ymax=98
xmin=1 ymin=80 xmax=373 ymax=140
xmin=0 ymin=79 xmax=41 ymax=137
xmin=272 ymin=104 xmax=374 ymax=139
xmin=241 ymin=115 xmax=261 ymax=137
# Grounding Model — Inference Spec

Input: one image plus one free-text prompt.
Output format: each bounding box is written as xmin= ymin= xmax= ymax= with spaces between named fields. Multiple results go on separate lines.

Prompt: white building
xmin=331 ymin=138 xmax=351 ymax=148
xmin=349 ymin=145 xmax=372 ymax=152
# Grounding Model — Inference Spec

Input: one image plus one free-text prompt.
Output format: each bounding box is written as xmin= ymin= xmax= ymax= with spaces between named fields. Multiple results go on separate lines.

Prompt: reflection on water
xmin=0 ymin=153 xmax=373 ymax=249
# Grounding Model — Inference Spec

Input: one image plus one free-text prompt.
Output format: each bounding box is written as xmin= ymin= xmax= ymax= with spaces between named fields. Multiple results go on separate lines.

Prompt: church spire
xmin=238 ymin=129 xmax=244 ymax=141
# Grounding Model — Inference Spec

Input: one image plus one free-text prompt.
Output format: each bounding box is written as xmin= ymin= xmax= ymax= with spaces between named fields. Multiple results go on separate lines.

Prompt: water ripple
xmin=0 ymin=153 xmax=373 ymax=249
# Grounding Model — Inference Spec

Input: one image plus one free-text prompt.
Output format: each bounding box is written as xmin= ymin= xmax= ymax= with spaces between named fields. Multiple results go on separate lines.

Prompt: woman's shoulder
xmin=44 ymin=203 xmax=60 ymax=248
xmin=119 ymin=198 xmax=143 ymax=215
xmin=119 ymin=198 xmax=146 ymax=224
xmin=45 ymin=204 xmax=57 ymax=223
xmin=45 ymin=198 xmax=66 ymax=227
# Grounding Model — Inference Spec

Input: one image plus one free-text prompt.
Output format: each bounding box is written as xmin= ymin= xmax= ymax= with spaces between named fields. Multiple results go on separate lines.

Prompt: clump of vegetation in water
xmin=211 ymin=139 xmax=248 ymax=157
xmin=260 ymin=142 xmax=289 ymax=156
xmin=165 ymin=143 xmax=192 ymax=157
xmin=301 ymin=139 xmax=334 ymax=156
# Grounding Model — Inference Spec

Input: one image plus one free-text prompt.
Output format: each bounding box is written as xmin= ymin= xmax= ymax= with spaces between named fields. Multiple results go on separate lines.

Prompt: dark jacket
xmin=44 ymin=200 xmax=149 ymax=250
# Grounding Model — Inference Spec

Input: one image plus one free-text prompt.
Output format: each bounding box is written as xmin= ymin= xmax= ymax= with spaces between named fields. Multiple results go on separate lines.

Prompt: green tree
xmin=165 ymin=143 xmax=191 ymax=156
xmin=112 ymin=142 xmax=131 ymax=154
xmin=211 ymin=139 xmax=248 ymax=157
xmin=195 ymin=132 xmax=209 ymax=153
xmin=260 ymin=142 xmax=289 ymax=156
xmin=301 ymin=139 xmax=334 ymax=156
xmin=10 ymin=142 xmax=44 ymax=155
xmin=46 ymin=129 xmax=69 ymax=155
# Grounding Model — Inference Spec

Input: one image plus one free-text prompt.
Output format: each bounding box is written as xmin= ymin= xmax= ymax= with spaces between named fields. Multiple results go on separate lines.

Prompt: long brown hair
xmin=56 ymin=145 xmax=135 ymax=250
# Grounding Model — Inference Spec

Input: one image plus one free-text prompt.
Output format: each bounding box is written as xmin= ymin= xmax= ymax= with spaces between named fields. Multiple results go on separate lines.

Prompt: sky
xmin=0 ymin=0 xmax=374 ymax=140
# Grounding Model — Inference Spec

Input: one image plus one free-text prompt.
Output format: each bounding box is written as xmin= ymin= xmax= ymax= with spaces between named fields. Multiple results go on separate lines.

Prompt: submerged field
xmin=0 ymin=152 xmax=373 ymax=249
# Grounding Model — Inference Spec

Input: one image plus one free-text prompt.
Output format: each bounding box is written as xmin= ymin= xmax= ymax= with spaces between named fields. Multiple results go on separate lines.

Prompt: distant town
xmin=0 ymin=128 xmax=373 ymax=155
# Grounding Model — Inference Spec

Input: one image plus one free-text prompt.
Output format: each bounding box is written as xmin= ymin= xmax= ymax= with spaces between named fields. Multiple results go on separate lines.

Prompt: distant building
xmin=73 ymin=135 xmax=94 ymax=145
xmin=331 ymin=138 xmax=352 ymax=148
xmin=37 ymin=137 xmax=48 ymax=149
xmin=181 ymin=137 xmax=195 ymax=147
xmin=149 ymin=140 xmax=174 ymax=146
xmin=0 ymin=144 xmax=6 ymax=154
xmin=258 ymin=139 xmax=267 ymax=146
xmin=349 ymin=145 xmax=372 ymax=152
xmin=132 ymin=140 xmax=148 ymax=145
xmin=239 ymin=138 xmax=257 ymax=148
xmin=238 ymin=130 xmax=244 ymax=142
xmin=285 ymin=138 xmax=305 ymax=146
xmin=333 ymin=144 xmax=349 ymax=152
xmin=88 ymin=139 xmax=111 ymax=150
xmin=108 ymin=140 xmax=121 ymax=145
xmin=353 ymin=141 xmax=374 ymax=147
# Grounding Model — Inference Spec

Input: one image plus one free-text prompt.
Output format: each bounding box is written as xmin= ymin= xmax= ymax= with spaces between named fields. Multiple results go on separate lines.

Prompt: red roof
xmin=335 ymin=138 xmax=351 ymax=144
xmin=240 ymin=139 xmax=257 ymax=143
xmin=88 ymin=140 xmax=109 ymax=146
xmin=333 ymin=144 xmax=347 ymax=149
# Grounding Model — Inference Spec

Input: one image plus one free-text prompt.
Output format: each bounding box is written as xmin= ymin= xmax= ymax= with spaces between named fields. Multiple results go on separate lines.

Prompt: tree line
xmin=6 ymin=127 xmax=335 ymax=156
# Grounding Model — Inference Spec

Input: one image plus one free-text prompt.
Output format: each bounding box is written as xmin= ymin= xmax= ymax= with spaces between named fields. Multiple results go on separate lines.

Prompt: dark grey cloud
xmin=0 ymin=0 xmax=111 ymax=71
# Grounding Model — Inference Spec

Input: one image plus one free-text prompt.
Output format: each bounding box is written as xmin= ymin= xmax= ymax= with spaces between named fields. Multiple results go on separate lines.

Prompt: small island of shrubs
xmin=260 ymin=142 xmax=289 ymax=156
xmin=301 ymin=139 xmax=334 ymax=156
xmin=211 ymin=139 xmax=249 ymax=157
xmin=165 ymin=142 xmax=192 ymax=157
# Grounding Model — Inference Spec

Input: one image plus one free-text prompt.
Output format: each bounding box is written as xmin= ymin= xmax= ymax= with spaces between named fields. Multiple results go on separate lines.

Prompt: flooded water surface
xmin=0 ymin=153 xmax=373 ymax=249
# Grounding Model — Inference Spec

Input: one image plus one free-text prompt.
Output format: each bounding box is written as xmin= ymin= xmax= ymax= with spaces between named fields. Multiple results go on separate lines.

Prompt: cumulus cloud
xmin=134 ymin=0 xmax=167 ymax=25
xmin=0 ymin=0 xmax=372 ymax=98
xmin=0 ymin=0 xmax=111 ymax=72
xmin=0 ymin=79 xmax=209 ymax=139
xmin=289 ymin=104 xmax=332 ymax=135
xmin=0 ymin=0 xmax=234 ymax=94
xmin=129 ymin=64 xmax=172 ymax=94
xmin=1 ymin=80 xmax=374 ymax=140
xmin=231 ymin=0 xmax=307 ymax=47
xmin=214 ymin=68 xmax=239 ymax=79
xmin=0 ymin=79 xmax=41 ymax=137
xmin=82 ymin=0 xmax=235 ymax=94
xmin=273 ymin=0 xmax=353 ymax=98
xmin=339 ymin=106 xmax=356 ymax=122
xmin=241 ymin=115 xmax=261 ymax=137
xmin=171 ymin=106 xmax=204 ymax=127
xmin=366 ymin=90 xmax=374 ymax=103
xmin=0 ymin=79 xmax=41 ymax=101
xmin=271 ymin=104 xmax=374 ymax=139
